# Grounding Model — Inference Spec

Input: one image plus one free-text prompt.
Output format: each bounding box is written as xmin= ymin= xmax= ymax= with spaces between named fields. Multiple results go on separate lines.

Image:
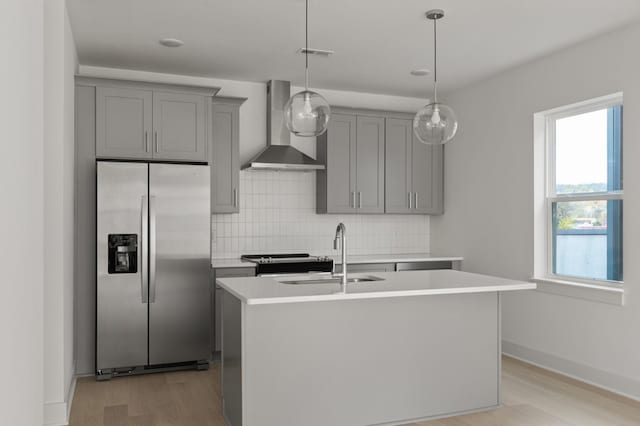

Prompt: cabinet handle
xmin=414 ymin=192 xmax=419 ymax=209
xmin=149 ymin=196 xmax=157 ymax=303
xmin=233 ymin=188 xmax=238 ymax=208
xmin=358 ymin=192 xmax=362 ymax=209
xmin=145 ymin=131 xmax=149 ymax=152
xmin=141 ymin=196 xmax=148 ymax=303
xmin=408 ymin=192 xmax=412 ymax=209
xmin=351 ymin=191 xmax=356 ymax=208
xmin=154 ymin=132 xmax=158 ymax=153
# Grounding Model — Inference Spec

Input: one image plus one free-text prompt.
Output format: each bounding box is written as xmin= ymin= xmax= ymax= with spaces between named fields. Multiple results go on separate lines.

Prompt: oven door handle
xmin=257 ymin=272 xmax=333 ymax=278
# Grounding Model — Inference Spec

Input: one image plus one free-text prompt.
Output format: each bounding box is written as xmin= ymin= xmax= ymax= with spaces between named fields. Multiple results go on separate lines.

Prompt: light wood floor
xmin=69 ymin=356 xmax=640 ymax=426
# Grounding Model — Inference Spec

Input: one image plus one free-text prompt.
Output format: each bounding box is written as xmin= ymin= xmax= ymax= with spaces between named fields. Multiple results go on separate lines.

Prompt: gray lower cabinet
xmin=212 ymin=267 xmax=255 ymax=355
xmin=317 ymin=112 xmax=385 ymax=214
xmin=96 ymin=86 xmax=153 ymax=159
xmin=385 ymin=118 xmax=444 ymax=214
xmin=152 ymin=91 xmax=207 ymax=162
xmin=211 ymin=97 xmax=246 ymax=213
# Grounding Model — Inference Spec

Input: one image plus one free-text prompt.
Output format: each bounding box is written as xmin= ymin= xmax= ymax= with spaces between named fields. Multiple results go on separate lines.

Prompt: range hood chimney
xmin=242 ymin=80 xmax=325 ymax=171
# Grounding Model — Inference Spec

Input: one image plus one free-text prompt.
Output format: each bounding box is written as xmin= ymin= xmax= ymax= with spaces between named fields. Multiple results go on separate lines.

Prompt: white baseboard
xmin=44 ymin=374 xmax=77 ymax=426
xmin=503 ymin=340 xmax=640 ymax=402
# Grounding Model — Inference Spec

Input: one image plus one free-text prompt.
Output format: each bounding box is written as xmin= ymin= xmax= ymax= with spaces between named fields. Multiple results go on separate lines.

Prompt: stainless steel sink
xmin=279 ymin=275 xmax=384 ymax=285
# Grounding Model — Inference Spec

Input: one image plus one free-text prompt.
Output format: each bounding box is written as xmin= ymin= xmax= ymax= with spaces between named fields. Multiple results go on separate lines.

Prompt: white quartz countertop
xmin=211 ymin=253 xmax=462 ymax=269
xmin=216 ymin=269 xmax=536 ymax=305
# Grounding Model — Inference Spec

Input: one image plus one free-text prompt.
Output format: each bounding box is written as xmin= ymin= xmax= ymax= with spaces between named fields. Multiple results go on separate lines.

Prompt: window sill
xmin=532 ymin=277 xmax=624 ymax=306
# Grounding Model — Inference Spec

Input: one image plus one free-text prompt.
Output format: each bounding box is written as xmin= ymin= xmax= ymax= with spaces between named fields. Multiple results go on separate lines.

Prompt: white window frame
xmin=533 ymin=93 xmax=624 ymax=305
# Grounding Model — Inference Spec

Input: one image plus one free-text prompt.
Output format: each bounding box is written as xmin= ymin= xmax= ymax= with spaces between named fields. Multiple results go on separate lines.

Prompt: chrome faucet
xmin=333 ymin=223 xmax=347 ymax=290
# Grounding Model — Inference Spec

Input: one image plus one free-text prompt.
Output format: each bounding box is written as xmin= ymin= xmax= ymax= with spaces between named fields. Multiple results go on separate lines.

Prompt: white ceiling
xmin=67 ymin=0 xmax=640 ymax=97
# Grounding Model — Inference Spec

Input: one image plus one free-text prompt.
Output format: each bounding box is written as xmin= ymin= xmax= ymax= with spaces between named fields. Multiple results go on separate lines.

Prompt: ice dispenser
xmin=108 ymin=234 xmax=138 ymax=274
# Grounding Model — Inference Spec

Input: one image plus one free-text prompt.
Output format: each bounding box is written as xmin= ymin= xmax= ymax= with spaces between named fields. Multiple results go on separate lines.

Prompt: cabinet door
xmin=325 ymin=114 xmax=357 ymax=213
xmin=96 ymin=87 xmax=152 ymax=159
xmin=355 ymin=116 xmax=385 ymax=213
xmin=211 ymin=103 xmax=240 ymax=213
xmin=385 ymin=118 xmax=413 ymax=213
xmin=412 ymin=134 xmax=444 ymax=214
xmin=152 ymin=91 xmax=207 ymax=162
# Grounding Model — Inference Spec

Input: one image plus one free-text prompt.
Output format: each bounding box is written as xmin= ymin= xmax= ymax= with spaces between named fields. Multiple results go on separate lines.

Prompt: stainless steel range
xmin=241 ymin=253 xmax=334 ymax=276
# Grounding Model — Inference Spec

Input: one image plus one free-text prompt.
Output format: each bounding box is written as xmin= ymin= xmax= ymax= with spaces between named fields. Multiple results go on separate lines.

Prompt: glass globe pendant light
xmin=413 ymin=9 xmax=458 ymax=145
xmin=284 ymin=0 xmax=330 ymax=137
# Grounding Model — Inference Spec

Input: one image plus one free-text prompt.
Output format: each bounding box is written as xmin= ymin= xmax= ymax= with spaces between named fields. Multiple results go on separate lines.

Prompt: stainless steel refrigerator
xmin=96 ymin=161 xmax=210 ymax=379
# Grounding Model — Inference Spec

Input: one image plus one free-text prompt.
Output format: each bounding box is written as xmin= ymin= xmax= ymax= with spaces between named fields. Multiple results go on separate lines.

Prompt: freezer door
xmin=148 ymin=163 xmax=210 ymax=365
xmin=97 ymin=162 xmax=149 ymax=371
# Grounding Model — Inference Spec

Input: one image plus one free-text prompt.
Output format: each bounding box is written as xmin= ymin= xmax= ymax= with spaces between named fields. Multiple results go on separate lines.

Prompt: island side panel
xmin=242 ymin=292 xmax=500 ymax=426
xmin=221 ymin=290 xmax=243 ymax=426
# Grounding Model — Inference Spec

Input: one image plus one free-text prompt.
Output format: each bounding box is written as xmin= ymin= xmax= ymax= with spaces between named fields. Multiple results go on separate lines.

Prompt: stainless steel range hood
xmin=242 ymin=80 xmax=325 ymax=171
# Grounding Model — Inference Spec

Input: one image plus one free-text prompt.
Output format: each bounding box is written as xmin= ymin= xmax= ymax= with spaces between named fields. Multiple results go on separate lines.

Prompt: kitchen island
xmin=216 ymin=269 xmax=535 ymax=426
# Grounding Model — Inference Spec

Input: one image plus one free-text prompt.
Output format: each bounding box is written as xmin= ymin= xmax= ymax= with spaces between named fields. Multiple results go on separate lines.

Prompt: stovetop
xmin=241 ymin=253 xmax=334 ymax=275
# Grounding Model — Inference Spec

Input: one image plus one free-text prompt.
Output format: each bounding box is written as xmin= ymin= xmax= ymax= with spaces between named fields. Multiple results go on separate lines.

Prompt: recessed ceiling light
xmin=159 ymin=38 xmax=184 ymax=48
xmin=410 ymin=69 xmax=430 ymax=76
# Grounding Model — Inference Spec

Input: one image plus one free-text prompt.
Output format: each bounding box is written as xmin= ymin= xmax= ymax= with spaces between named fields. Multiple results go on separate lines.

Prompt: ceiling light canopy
xmin=158 ymin=38 xmax=184 ymax=48
xmin=410 ymin=69 xmax=431 ymax=76
xmin=284 ymin=0 xmax=330 ymax=137
xmin=413 ymin=9 xmax=458 ymax=145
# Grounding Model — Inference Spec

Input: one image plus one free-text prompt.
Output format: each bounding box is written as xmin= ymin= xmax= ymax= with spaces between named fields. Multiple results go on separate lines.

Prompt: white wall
xmin=431 ymin=23 xmax=640 ymax=397
xmin=0 ymin=1 xmax=45 ymax=425
xmin=43 ymin=0 xmax=78 ymax=424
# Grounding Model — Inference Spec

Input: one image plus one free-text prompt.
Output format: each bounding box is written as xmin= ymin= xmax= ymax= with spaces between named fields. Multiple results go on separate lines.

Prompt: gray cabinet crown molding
xmin=212 ymin=96 xmax=248 ymax=106
xmin=75 ymin=76 xmax=220 ymax=97
xmin=330 ymin=106 xmax=415 ymax=120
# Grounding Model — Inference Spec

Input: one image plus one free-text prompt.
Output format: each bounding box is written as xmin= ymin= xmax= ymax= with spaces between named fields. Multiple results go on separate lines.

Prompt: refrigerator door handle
xmin=141 ymin=196 xmax=149 ymax=303
xmin=149 ymin=195 xmax=157 ymax=303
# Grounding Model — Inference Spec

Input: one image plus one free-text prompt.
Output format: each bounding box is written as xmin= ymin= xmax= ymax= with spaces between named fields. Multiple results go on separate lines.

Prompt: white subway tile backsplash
xmin=211 ymin=170 xmax=430 ymax=258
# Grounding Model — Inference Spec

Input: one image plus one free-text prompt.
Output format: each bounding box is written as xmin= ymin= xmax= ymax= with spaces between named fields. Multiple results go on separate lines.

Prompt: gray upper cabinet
xmin=89 ymin=78 xmax=219 ymax=163
xmin=412 ymin=133 xmax=443 ymax=214
xmin=384 ymin=118 xmax=413 ymax=213
xmin=317 ymin=113 xmax=357 ymax=213
xmin=152 ymin=91 xmax=207 ymax=162
xmin=96 ymin=87 xmax=153 ymax=159
xmin=317 ymin=112 xmax=384 ymax=214
xmin=384 ymin=117 xmax=443 ymax=215
xmin=355 ymin=116 xmax=385 ymax=213
xmin=319 ymin=107 xmax=443 ymax=215
xmin=211 ymin=97 xmax=246 ymax=213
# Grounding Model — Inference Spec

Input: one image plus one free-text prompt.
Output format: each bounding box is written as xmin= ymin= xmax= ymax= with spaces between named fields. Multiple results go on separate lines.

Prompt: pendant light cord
xmin=433 ymin=17 xmax=438 ymax=103
xmin=305 ymin=0 xmax=309 ymax=90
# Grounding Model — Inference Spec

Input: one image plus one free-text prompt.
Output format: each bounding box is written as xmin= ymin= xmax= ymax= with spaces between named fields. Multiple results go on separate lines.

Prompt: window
xmin=544 ymin=95 xmax=623 ymax=284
